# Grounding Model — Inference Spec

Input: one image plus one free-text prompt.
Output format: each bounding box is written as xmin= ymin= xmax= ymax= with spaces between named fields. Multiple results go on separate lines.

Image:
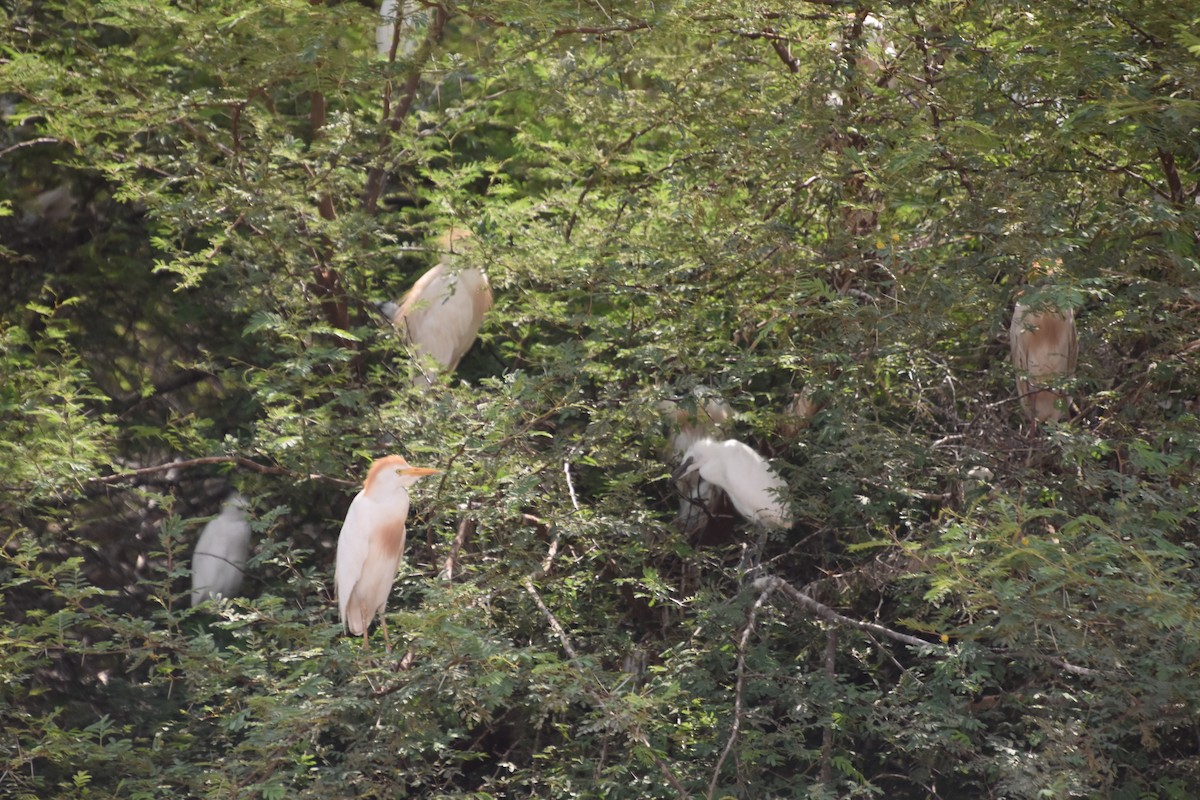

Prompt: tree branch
xmin=362 ymin=4 xmax=451 ymax=214
xmin=707 ymin=580 xmax=776 ymax=799
xmin=439 ymin=517 xmax=475 ymax=581
xmin=1158 ymin=147 xmax=1185 ymax=208
xmin=84 ymin=455 xmax=357 ymax=488
xmin=756 ymin=575 xmax=940 ymax=649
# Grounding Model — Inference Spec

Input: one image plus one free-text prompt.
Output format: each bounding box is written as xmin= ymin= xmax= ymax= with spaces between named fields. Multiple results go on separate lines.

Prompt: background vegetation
xmin=2 ymin=0 xmax=1199 ymax=797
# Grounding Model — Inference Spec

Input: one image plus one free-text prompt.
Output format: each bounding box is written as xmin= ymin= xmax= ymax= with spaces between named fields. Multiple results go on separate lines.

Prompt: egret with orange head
xmin=335 ymin=455 xmax=441 ymax=648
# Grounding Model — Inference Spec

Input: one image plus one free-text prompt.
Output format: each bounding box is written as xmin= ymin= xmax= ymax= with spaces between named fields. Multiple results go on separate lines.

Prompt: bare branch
xmin=756 ymin=574 xmax=940 ymax=649
xmin=0 ymin=137 xmax=61 ymax=159
xmin=523 ymin=576 xmax=579 ymax=660
xmin=820 ymin=628 xmax=837 ymax=788
xmin=439 ymin=517 xmax=475 ymax=581
xmin=363 ymin=4 xmax=451 ymax=213
xmin=84 ymin=455 xmax=357 ymax=488
xmin=563 ymin=460 xmax=580 ymax=512
xmin=708 ymin=580 xmax=776 ymax=799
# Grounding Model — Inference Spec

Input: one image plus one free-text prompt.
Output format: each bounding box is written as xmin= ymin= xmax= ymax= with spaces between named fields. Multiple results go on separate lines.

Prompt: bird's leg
xmin=738 ymin=528 xmax=770 ymax=580
xmin=381 ymin=615 xmax=393 ymax=653
xmin=361 ymin=628 xmax=370 ymax=651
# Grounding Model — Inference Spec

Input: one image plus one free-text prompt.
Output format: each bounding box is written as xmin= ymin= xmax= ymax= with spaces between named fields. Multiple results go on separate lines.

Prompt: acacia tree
xmin=1 ymin=0 xmax=1199 ymax=797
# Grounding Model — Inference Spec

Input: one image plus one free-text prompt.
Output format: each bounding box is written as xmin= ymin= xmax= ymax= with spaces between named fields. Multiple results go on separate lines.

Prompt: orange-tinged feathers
xmin=1010 ymin=301 xmax=1077 ymax=423
xmin=393 ymin=250 xmax=493 ymax=380
xmin=335 ymin=455 xmax=440 ymax=637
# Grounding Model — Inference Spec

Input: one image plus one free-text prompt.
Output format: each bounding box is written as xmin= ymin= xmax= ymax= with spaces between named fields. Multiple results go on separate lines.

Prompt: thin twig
xmin=708 ymin=580 xmax=776 ymax=799
xmin=84 ymin=455 xmax=357 ymax=488
xmin=0 ymin=137 xmax=61 ymax=159
xmin=362 ymin=4 xmax=450 ymax=213
xmin=439 ymin=517 xmax=475 ymax=581
xmin=755 ymin=575 xmax=939 ymax=649
xmin=760 ymin=575 xmax=1112 ymax=677
xmin=563 ymin=460 xmax=580 ymax=511
xmin=522 ymin=577 xmax=579 ymax=660
xmin=820 ymin=628 xmax=837 ymax=788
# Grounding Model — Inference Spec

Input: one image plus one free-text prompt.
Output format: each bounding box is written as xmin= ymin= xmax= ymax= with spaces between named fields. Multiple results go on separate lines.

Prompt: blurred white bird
xmin=191 ymin=493 xmax=252 ymax=606
xmin=384 ymin=230 xmax=493 ymax=386
xmin=672 ymin=438 xmax=793 ymax=530
xmin=659 ymin=393 xmax=733 ymax=534
xmin=335 ymin=455 xmax=441 ymax=648
xmin=1010 ymin=295 xmax=1077 ymax=423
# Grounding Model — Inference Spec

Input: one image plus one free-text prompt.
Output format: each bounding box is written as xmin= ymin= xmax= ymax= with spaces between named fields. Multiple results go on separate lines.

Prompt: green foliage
xmin=1 ymin=0 xmax=1199 ymax=797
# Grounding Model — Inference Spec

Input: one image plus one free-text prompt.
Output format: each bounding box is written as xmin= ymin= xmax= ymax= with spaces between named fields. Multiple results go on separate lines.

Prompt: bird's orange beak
xmin=397 ymin=466 xmax=441 ymax=477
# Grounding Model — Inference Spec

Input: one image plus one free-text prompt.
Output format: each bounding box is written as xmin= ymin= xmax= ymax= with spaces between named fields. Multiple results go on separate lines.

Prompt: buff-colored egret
xmin=384 ymin=230 xmax=493 ymax=386
xmin=335 ymin=455 xmax=441 ymax=648
xmin=673 ymin=438 xmax=793 ymax=530
xmin=659 ymin=392 xmax=733 ymax=534
xmin=191 ymin=493 xmax=252 ymax=606
xmin=779 ymin=388 xmax=821 ymax=436
xmin=1009 ymin=293 xmax=1077 ymax=424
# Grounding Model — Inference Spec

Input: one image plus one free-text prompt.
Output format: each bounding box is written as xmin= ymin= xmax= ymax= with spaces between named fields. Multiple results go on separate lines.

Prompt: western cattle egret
xmin=335 ymin=455 xmax=441 ymax=647
xmin=385 ymin=230 xmax=493 ymax=386
xmin=659 ymin=393 xmax=733 ymax=534
xmin=780 ymin=388 xmax=821 ymax=436
xmin=191 ymin=493 xmax=252 ymax=606
xmin=673 ymin=438 xmax=793 ymax=530
xmin=1009 ymin=297 xmax=1077 ymax=423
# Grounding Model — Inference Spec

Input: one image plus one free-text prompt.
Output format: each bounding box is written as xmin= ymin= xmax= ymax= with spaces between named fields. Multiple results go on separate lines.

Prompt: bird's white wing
xmin=335 ymin=492 xmax=373 ymax=629
xmin=335 ymin=492 xmax=410 ymax=635
xmin=400 ymin=267 xmax=490 ymax=371
xmin=701 ymin=442 xmax=793 ymax=529
xmin=191 ymin=508 xmax=252 ymax=605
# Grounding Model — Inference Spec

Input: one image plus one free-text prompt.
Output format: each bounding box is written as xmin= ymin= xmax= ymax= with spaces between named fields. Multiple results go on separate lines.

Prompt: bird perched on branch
xmin=779 ymin=388 xmax=822 ymax=437
xmin=659 ymin=392 xmax=733 ymax=535
xmin=335 ymin=455 xmax=441 ymax=648
xmin=383 ymin=229 xmax=493 ymax=386
xmin=1009 ymin=274 xmax=1077 ymax=424
xmin=673 ymin=438 xmax=793 ymax=531
xmin=191 ymin=493 xmax=252 ymax=606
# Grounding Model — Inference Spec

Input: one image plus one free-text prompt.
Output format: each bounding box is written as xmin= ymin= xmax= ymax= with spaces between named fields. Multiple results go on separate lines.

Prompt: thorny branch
xmin=84 ymin=455 xmax=357 ymax=488
xmin=757 ymin=574 xmax=1113 ymax=678
xmin=707 ymin=579 xmax=777 ymax=799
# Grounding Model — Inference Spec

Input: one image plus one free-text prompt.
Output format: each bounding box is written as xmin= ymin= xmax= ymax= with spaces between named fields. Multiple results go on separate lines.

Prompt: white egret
xmin=659 ymin=393 xmax=733 ymax=534
xmin=384 ymin=230 xmax=493 ymax=386
xmin=335 ymin=455 xmax=441 ymax=648
xmin=1010 ymin=295 xmax=1077 ymax=423
xmin=672 ymin=438 xmax=793 ymax=531
xmin=191 ymin=493 xmax=252 ymax=606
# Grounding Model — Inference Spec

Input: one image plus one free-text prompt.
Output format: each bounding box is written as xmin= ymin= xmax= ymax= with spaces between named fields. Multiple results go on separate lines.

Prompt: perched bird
xmin=672 ymin=438 xmax=793 ymax=531
xmin=335 ymin=455 xmax=441 ymax=647
xmin=659 ymin=393 xmax=733 ymax=534
xmin=779 ymin=388 xmax=821 ymax=436
xmin=384 ymin=230 xmax=493 ymax=386
xmin=1009 ymin=293 xmax=1077 ymax=423
xmin=191 ymin=493 xmax=252 ymax=606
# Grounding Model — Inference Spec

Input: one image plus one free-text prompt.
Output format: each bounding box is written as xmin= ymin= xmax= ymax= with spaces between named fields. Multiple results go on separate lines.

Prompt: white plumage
xmin=673 ymin=438 xmax=793 ymax=530
xmin=386 ymin=230 xmax=493 ymax=386
xmin=191 ymin=493 xmax=252 ymax=606
xmin=335 ymin=455 xmax=440 ymax=643
xmin=1009 ymin=300 xmax=1077 ymax=423
xmin=659 ymin=394 xmax=732 ymax=534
